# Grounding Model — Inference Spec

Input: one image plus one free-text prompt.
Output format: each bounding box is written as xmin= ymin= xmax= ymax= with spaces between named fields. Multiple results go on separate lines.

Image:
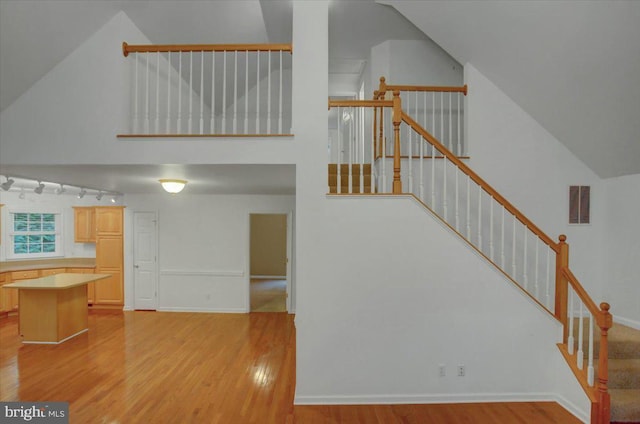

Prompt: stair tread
xmin=610 ymin=389 xmax=640 ymax=422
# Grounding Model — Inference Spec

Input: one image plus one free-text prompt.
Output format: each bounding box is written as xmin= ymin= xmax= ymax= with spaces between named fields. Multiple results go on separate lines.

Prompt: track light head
xmin=34 ymin=181 xmax=45 ymax=194
xmin=77 ymin=188 xmax=87 ymax=199
xmin=1 ymin=176 xmax=14 ymax=191
xmin=96 ymin=191 xmax=103 ymax=201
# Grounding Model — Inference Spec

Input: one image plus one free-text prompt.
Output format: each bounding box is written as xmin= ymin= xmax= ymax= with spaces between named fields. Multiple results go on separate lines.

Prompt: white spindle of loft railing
xmin=501 ymin=206 xmax=506 ymax=269
xmin=455 ymin=165 xmax=460 ymax=231
xmin=432 ymin=93 xmax=436 ymax=145
xmin=477 ymin=185 xmax=482 ymax=250
xmin=133 ymin=53 xmax=139 ymax=133
xmin=457 ymin=93 xmax=461 ymax=156
xmin=145 ymin=53 xmax=150 ymax=134
xmin=177 ymin=52 xmax=182 ymax=133
xmin=233 ymin=51 xmax=238 ymax=134
xmin=381 ymin=112 xmax=387 ymax=193
xmin=370 ymin=108 xmax=376 ymax=193
xmin=408 ymin=114 xmax=413 ymax=193
xmin=278 ymin=50 xmax=283 ymax=134
xmin=489 ymin=198 xmax=494 ymax=261
xmin=588 ymin=314 xmax=595 ymax=385
xmin=166 ymin=52 xmax=171 ymax=134
xmin=337 ymin=107 xmax=342 ymax=194
xmin=419 ymin=133 xmax=425 ymax=201
xmin=568 ymin=289 xmax=575 ymax=354
xmin=222 ymin=51 xmax=227 ymax=133
xmin=348 ymin=110 xmax=353 ymax=194
xmin=546 ymin=248 xmax=552 ymax=309
xmin=188 ymin=51 xmax=193 ymax=134
xmin=577 ymin=301 xmax=585 ymax=369
xmin=512 ymin=216 xmax=517 ymax=278
xmin=155 ymin=53 xmax=160 ymax=134
xmin=448 ymin=92 xmax=452 ymax=151
xmin=523 ymin=226 xmax=529 ymax=290
xmin=245 ymin=51 xmax=249 ymax=134
xmin=210 ymin=52 xmax=215 ymax=133
xmin=256 ymin=51 xmax=260 ymax=133
xmin=534 ymin=238 xmax=540 ymax=299
xmin=267 ymin=52 xmax=272 ymax=134
xmin=442 ymin=156 xmax=448 ymax=220
xmin=359 ymin=109 xmax=364 ymax=193
xmin=466 ymin=175 xmax=471 ymax=240
xmin=199 ymin=51 xmax=204 ymax=134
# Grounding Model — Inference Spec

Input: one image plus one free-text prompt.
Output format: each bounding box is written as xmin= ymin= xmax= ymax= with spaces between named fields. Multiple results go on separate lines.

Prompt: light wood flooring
xmin=1 ymin=311 xmax=582 ymax=423
xmin=250 ymin=278 xmax=287 ymax=312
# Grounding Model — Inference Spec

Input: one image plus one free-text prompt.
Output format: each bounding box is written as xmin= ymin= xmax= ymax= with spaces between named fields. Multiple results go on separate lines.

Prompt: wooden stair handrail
xmin=401 ymin=111 xmax=559 ymax=252
xmin=561 ymin=267 xmax=605 ymax=324
xmin=123 ymin=42 xmax=293 ymax=57
xmin=328 ymin=99 xmax=393 ymax=109
xmin=378 ymin=76 xmax=468 ymax=96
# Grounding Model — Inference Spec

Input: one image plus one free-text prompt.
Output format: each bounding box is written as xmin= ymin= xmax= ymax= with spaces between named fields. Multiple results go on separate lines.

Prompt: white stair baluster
xmin=523 ymin=226 xmax=528 ymax=291
xmin=568 ymin=289 xmax=575 ymax=354
xmin=489 ymin=198 xmax=494 ymax=261
xmin=244 ymin=51 xmax=249 ymax=134
xmin=188 ymin=51 xmax=193 ymax=134
xmin=442 ymin=156 xmax=447 ymax=221
xmin=256 ymin=51 xmax=260 ymax=133
xmin=166 ymin=51 xmax=171 ymax=134
xmin=501 ymin=206 xmax=506 ymax=269
xmin=155 ymin=52 xmax=160 ymax=134
xmin=233 ymin=50 xmax=238 ymax=134
xmin=278 ymin=50 xmax=283 ymax=134
xmin=457 ymin=92 xmax=461 ymax=156
xmin=133 ymin=53 xmax=139 ymax=133
xmin=455 ymin=165 xmax=459 ymax=231
xmin=512 ymin=216 xmax=517 ymax=278
xmin=200 ymin=51 xmax=204 ymax=134
xmin=577 ymin=302 xmax=585 ymax=369
xmin=466 ymin=175 xmax=471 ymax=240
xmin=477 ymin=186 xmax=482 ymax=251
xmin=431 ymin=143 xmax=436 ymax=210
xmin=267 ymin=52 xmax=272 ymax=134
xmin=545 ymin=247 xmax=551 ymax=309
xmin=177 ymin=52 xmax=182 ymax=133
xmin=210 ymin=51 xmax=215 ymax=133
xmin=534 ymin=237 xmax=540 ymax=300
xmin=408 ymin=111 xmax=413 ymax=193
xmin=448 ymin=92 xmax=452 ymax=151
xmin=348 ymin=108 xmax=353 ymax=194
xmin=222 ymin=51 xmax=227 ymax=133
xmin=587 ymin=313 xmax=595 ymax=385
xmin=419 ymin=129 xmax=424 ymax=201
xmin=440 ymin=92 xmax=444 ymax=143
xmin=145 ymin=52 xmax=150 ymax=134
xmin=337 ymin=107 xmax=342 ymax=194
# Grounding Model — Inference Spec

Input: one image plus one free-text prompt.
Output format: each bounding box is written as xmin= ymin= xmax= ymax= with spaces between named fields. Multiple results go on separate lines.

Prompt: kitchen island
xmin=2 ymin=273 xmax=110 ymax=344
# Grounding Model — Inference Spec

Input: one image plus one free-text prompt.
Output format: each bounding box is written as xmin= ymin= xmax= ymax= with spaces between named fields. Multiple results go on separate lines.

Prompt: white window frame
xmin=7 ymin=207 xmax=64 ymax=259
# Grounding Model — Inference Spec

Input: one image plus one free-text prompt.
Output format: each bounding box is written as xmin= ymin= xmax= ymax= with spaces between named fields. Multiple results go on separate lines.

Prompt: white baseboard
xmin=157 ymin=307 xmax=245 ymax=314
xmin=615 ymin=315 xmax=640 ymax=330
xmin=294 ymin=392 xmax=587 ymax=423
xmin=251 ymin=275 xmax=286 ymax=279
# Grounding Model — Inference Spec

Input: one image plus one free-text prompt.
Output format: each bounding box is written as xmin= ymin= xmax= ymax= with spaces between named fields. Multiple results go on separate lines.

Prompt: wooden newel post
xmin=596 ymin=302 xmax=612 ymax=424
xmin=555 ymin=234 xmax=569 ymax=342
xmin=392 ymin=90 xmax=402 ymax=194
xmin=379 ymin=76 xmax=387 ymax=99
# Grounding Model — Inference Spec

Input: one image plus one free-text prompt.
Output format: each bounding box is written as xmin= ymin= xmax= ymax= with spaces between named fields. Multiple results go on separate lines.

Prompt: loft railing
xmin=328 ymin=80 xmax=611 ymax=423
xmin=119 ymin=42 xmax=293 ymax=137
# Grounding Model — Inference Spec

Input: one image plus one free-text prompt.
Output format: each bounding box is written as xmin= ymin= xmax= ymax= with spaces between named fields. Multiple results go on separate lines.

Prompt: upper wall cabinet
xmin=73 ymin=207 xmax=96 ymax=243
xmin=95 ymin=207 xmax=124 ymax=236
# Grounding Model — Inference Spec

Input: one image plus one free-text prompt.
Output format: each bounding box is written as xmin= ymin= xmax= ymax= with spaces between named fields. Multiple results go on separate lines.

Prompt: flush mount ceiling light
xmin=77 ymin=188 xmax=87 ymax=199
xmin=1 ymin=176 xmax=14 ymax=191
xmin=159 ymin=179 xmax=187 ymax=194
xmin=34 ymin=181 xmax=45 ymax=194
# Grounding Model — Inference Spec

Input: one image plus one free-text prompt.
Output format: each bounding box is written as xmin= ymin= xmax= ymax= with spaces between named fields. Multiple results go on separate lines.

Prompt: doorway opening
xmin=249 ymin=213 xmax=288 ymax=312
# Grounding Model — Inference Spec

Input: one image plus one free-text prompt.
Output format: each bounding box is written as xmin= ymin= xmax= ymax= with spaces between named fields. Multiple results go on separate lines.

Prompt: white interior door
xmin=133 ymin=211 xmax=158 ymax=310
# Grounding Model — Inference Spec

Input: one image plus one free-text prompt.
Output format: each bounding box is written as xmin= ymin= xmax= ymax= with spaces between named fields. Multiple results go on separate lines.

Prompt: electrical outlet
xmin=457 ymin=365 xmax=465 ymax=377
xmin=439 ymin=364 xmax=446 ymax=377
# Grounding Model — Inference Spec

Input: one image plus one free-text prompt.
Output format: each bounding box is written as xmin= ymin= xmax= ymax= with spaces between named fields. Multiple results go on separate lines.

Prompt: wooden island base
xmin=3 ymin=273 xmax=110 ymax=344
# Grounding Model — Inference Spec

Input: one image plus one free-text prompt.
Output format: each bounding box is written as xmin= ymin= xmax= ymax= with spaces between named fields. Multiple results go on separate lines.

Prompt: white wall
xmin=0 ymin=190 xmax=124 ymax=261
xmin=294 ymin=195 xmax=588 ymax=420
xmin=123 ymin=194 xmax=294 ymax=312
xmin=604 ymin=174 xmax=640 ymax=328
xmin=465 ymin=64 xmax=605 ymax=300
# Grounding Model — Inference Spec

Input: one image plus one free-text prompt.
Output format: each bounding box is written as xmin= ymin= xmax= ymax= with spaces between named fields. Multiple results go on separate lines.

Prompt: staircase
xmin=328 ymin=164 xmax=372 ymax=194
xmin=603 ymin=324 xmax=640 ymax=423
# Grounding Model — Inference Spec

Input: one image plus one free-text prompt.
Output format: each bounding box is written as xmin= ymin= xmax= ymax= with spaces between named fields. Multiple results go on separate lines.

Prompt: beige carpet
xmin=250 ymin=278 xmax=286 ymax=312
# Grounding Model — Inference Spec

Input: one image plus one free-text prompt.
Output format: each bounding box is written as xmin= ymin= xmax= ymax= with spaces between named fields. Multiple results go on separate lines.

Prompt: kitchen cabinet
xmin=73 ymin=207 xmax=96 ymax=242
xmin=3 ymin=270 xmax=39 ymax=312
xmin=68 ymin=267 xmax=95 ymax=304
xmin=40 ymin=268 xmax=66 ymax=277
xmin=95 ymin=207 xmax=124 ymax=306
xmin=0 ymin=204 xmax=3 ymax=244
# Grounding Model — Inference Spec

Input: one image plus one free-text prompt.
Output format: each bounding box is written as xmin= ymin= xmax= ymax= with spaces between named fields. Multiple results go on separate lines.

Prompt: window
xmin=569 ymin=186 xmax=590 ymax=224
xmin=8 ymin=211 xmax=63 ymax=258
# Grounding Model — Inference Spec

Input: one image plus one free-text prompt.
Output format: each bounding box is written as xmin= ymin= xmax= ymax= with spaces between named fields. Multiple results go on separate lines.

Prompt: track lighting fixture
xmin=1 ymin=176 xmax=14 ymax=191
xmin=96 ymin=191 xmax=104 ymax=201
xmin=110 ymin=196 xmax=117 ymax=203
xmin=77 ymin=188 xmax=87 ymax=199
xmin=19 ymin=187 xmax=25 ymax=199
xmin=55 ymin=184 xmax=66 ymax=195
xmin=34 ymin=181 xmax=45 ymax=194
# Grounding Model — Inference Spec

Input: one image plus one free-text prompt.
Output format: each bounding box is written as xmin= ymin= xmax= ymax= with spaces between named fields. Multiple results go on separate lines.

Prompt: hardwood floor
xmin=1 ymin=311 xmax=581 ymax=423
xmin=251 ymin=278 xmax=287 ymax=312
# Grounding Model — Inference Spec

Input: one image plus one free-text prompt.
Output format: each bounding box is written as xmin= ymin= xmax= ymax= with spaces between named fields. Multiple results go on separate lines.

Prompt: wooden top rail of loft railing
xmin=401 ymin=111 xmax=559 ymax=252
xmin=377 ymin=76 xmax=468 ymax=98
xmin=122 ymin=42 xmax=293 ymax=57
xmin=328 ymin=99 xmax=394 ymax=109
